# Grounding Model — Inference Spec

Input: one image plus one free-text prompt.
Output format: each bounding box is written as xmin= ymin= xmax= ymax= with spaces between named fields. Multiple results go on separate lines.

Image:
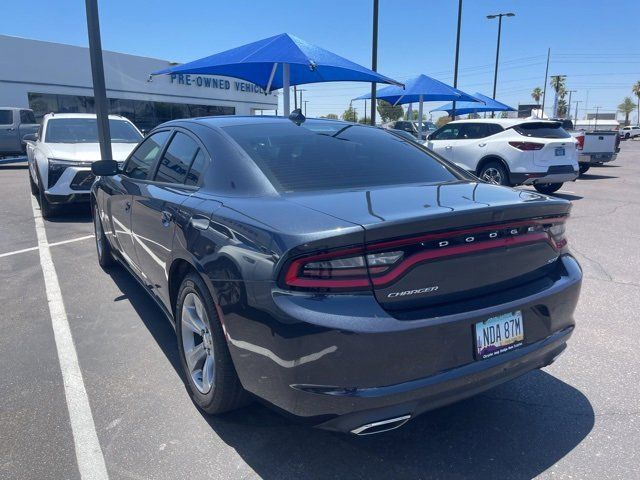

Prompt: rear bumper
xmin=44 ymin=192 xmax=90 ymax=204
xmin=224 ymin=255 xmax=582 ymax=433
xmin=511 ymin=165 xmax=579 ymax=185
xmin=578 ymin=153 xmax=617 ymax=164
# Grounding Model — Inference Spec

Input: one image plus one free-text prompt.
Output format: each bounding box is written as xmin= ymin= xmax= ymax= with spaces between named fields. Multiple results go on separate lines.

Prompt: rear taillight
xmin=283 ymin=217 xmax=569 ymax=291
xmin=574 ymin=134 xmax=585 ymax=151
xmin=509 ymin=141 xmax=544 ymax=151
xmin=285 ymin=249 xmax=404 ymax=290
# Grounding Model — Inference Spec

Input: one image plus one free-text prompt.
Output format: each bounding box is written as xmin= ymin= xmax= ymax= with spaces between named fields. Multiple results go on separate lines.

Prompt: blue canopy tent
xmin=431 ymin=92 xmax=515 ymax=116
xmin=152 ymin=33 xmax=402 ymax=115
xmin=354 ymin=74 xmax=481 ymax=136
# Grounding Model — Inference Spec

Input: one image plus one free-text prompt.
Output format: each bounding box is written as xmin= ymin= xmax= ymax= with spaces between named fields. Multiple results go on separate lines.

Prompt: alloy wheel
xmin=482 ymin=167 xmax=503 ymax=185
xmin=181 ymin=292 xmax=215 ymax=394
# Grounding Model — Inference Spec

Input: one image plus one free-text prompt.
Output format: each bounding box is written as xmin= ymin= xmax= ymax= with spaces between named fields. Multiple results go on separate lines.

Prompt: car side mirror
xmin=23 ymin=133 xmax=38 ymax=142
xmin=92 ymin=160 xmax=119 ymax=176
xmin=427 ymin=133 xmax=434 ymax=141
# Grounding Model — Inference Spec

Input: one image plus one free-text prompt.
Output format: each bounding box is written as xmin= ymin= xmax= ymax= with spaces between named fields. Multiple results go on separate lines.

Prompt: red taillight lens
xmin=575 ymin=134 xmax=585 ymax=151
xmin=509 ymin=141 xmax=544 ymax=151
xmin=284 ymin=249 xmax=403 ymax=290
xmin=548 ymin=221 xmax=568 ymax=252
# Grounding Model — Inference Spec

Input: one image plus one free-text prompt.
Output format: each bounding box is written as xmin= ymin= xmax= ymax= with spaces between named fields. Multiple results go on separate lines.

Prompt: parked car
xmin=426 ymin=119 xmax=579 ymax=194
xmin=91 ymin=116 xmax=582 ymax=435
xmin=0 ymin=107 xmax=39 ymax=156
xmin=619 ymin=125 xmax=640 ymax=140
xmin=26 ymin=113 xmax=142 ymax=218
xmin=413 ymin=120 xmax=437 ymax=140
xmin=388 ymin=120 xmax=419 ymax=138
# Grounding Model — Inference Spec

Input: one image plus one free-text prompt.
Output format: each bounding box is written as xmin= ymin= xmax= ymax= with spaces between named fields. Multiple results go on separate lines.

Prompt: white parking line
xmin=30 ymin=195 xmax=109 ymax=480
xmin=0 ymin=234 xmax=94 ymax=259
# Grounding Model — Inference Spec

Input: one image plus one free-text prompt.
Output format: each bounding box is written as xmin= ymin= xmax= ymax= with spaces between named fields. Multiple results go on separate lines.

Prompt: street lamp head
xmin=505 ymin=12 xmax=515 ymax=17
xmin=487 ymin=12 xmax=515 ymax=19
xmin=487 ymin=14 xmax=497 ymax=19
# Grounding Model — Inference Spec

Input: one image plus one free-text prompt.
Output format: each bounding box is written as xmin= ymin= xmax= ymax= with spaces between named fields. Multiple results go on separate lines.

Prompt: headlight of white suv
xmin=47 ymin=159 xmax=93 ymax=188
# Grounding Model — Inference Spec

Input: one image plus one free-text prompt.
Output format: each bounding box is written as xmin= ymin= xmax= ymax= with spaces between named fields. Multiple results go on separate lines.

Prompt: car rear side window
xmin=513 ymin=122 xmax=571 ymax=139
xmin=20 ymin=110 xmax=36 ymax=124
xmin=0 ymin=110 xmax=12 ymax=125
xmin=222 ymin=121 xmax=461 ymax=193
xmin=185 ymin=149 xmax=207 ymax=186
xmin=124 ymin=130 xmax=170 ymax=180
xmin=154 ymin=132 xmax=200 ymax=184
xmin=432 ymin=125 xmax=461 ymax=140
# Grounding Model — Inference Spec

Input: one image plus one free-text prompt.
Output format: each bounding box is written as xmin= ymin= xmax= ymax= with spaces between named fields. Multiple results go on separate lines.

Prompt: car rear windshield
xmin=222 ymin=120 xmax=462 ymax=192
xmin=45 ymin=118 xmax=142 ymax=143
xmin=512 ymin=122 xmax=571 ymax=139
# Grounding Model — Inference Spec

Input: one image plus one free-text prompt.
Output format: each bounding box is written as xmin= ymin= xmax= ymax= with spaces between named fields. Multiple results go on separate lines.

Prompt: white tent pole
xmin=282 ymin=63 xmax=290 ymax=115
xmin=418 ymin=94 xmax=424 ymax=142
xmin=266 ymin=62 xmax=278 ymax=93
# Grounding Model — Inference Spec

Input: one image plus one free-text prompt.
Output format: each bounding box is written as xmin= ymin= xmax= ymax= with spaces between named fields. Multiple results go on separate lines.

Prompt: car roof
xmin=164 ymin=115 xmax=361 ymax=130
xmin=43 ymin=113 xmax=132 ymax=121
xmin=446 ymin=118 xmax=559 ymax=127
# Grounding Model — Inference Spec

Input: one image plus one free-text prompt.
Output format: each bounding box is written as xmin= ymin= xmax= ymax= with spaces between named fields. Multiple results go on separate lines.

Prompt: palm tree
xmin=618 ymin=97 xmax=636 ymax=126
xmin=632 ymin=81 xmax=640 ymax=125
xmin=550 ymin=76 xmax=566 ymax=117
xmin=531 ymin=87 xmax=543 ymax=105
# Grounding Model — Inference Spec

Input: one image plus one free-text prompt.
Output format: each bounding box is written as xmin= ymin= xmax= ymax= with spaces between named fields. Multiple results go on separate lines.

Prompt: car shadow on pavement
xmin=551 ymin=193 xmax=583 ymax=201
xmin=44 ymin=204 xmax=92 ymax=223
xmin=578 ymin=174 xmax=618 ymax=181
xmin=106 ymin=265 xmax=594 ymax=480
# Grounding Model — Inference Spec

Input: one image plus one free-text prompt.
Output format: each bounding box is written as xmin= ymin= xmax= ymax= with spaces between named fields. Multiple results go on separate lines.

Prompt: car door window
xmin=0 ymin=110 xmax=12 ymax=125
xmin=459 ymin=123 xmax=486 ymax=139
xmin=154 ymin=132 xmax=199 ymax=184
xmin=432 ymin=125 xmax=461 ymax=140
xmin=123 ymin=130 xmax=170 ymax=180
xmin=20 ymin=110 xmax=36 ymax=124
xmin=185 ymin=149 xmax=208 ymax=186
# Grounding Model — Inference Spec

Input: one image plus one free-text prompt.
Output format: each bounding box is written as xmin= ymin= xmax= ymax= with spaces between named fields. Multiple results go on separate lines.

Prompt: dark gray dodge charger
xmin=91 ymin=116 xmax=582 ymax=435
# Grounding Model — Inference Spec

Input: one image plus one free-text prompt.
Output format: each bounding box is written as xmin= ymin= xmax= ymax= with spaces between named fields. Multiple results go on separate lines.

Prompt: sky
xmin=2 ymin=0 xmax=639 ymax=122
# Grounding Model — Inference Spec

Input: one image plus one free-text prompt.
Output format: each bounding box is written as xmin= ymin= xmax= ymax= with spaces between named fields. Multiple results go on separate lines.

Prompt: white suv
xmin=619 ymin=125 xmax=640 ymax=140
xmin=426 ymin=119 xmax=579 ymax=194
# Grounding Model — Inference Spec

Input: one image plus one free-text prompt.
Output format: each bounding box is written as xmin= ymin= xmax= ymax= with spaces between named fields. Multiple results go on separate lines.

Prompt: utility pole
xmin=452 ymin=0 xmax=463 ymax=119
xmin=303 ymin=100 xmax=308 ymax=117
xmin=85 ymin=0 xmax=112 ymax=162
xmin=594 ymin=106 xmax=600 ymax=129
xmin=541 ymin=48 xmax=550 ymax=119
xmin=293 ymin=85 xmax=298 ymax=110
xmin=487 ymin=12 xmax=515 ymax=117
xmin=364 ymin=99 xmax=367 ymax=123
xmin=566 ymin=90 xmax=576 ymax=120
xmin=574 ymin=100 xmax=582 ymax=125
xmin=370 ymin=0 xmax=379 ymax=126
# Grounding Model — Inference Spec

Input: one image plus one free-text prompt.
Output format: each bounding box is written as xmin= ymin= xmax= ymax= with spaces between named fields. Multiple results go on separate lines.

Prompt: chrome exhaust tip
xmin=350 ymin=415 xmax=411 ymax=436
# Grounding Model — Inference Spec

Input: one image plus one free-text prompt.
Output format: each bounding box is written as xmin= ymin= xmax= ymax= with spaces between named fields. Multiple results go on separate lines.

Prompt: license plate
xmin=555 ymin=147 xmax=565 ymax=156
xmin=475 ymin=311 xmax=524 ymax=359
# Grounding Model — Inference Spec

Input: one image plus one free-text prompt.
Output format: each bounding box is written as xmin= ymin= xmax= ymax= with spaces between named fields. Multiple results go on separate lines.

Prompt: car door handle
xmin=161 ymin=210 xmax=173 ymax=226
xmin=124 ymin=201 xmax=131 ymax=211
xmin=478 ymin=143 xmax=487 ymax=147
xmin=445 ymin=145 xmax=453 ymax=149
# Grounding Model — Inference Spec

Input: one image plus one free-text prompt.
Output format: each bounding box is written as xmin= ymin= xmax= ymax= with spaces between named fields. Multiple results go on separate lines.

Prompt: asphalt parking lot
xmin=1 ymin=142 xmax=639 ymax=480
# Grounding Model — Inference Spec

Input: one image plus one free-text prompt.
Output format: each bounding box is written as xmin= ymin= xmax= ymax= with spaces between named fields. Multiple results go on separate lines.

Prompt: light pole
xmin=451 ymin=0 xmax=463 ymax=119
xmin=370 ymin=0 xmax=379 ymax=126
xmin=574 ymin=100 xmax=582 ymax=125
xmin=487 ymin=12 xmax=515 ymax=117
xmin=303 ymin=100 xmax=309 ymax=117
xmin=297 ymin=89 xmax=306 ymax=110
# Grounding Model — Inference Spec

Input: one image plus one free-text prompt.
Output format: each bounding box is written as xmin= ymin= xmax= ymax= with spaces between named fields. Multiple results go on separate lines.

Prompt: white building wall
xmin=0 ymin=35 xmax=278 ymax=114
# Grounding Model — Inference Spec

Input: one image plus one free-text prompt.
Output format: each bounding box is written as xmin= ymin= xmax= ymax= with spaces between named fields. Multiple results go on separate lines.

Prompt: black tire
xmin=36 ymin=172 xmax=56 ymax=219
xmin=625 ymin=133 xmax=630 ymax=139
xmin=29 ymin=171 xmax=38 ymax=195
xmin=93 ymin=203 xmax=115 ymax=269
xmin=534 ymin=183 xmax=563 ymax=194
xmin=579 ymin=164 xmax=590 ymax=175
xmin=478 ymin=161 xmax=510 ymax=186
xmin=176 ymin=273 xmax=247 ymax=414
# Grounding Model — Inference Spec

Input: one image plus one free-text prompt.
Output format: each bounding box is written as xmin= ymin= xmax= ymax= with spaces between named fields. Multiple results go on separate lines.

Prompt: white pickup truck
xmin=572 ymin=130 xmax=619 ymax=174
xmin=26 ymin=113 xmax=142 ymax=218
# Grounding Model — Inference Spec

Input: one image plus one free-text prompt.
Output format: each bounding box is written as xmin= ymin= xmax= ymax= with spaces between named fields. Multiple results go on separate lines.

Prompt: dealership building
xmin=0 ymin=34 xmax=279 ymax=131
